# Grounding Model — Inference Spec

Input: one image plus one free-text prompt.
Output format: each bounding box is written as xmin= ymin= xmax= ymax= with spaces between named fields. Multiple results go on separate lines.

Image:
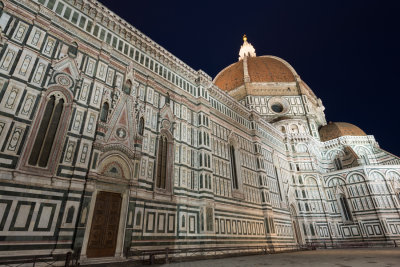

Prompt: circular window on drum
xmin=271 ymin=103 xmax=284 ymax=113
xmin=268 ymin=97 xmax=289 ymax=114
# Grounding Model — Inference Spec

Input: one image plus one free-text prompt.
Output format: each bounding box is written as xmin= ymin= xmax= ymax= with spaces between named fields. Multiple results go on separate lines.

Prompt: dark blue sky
xmin=99 ymin=0 xmax=400 ymax=155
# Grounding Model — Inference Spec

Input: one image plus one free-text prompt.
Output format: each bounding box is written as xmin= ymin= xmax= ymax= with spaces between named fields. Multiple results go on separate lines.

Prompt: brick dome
xmin=214 ymin=56 xmax=296 ymax=92
xmin=319 ymin=122 xmax=367 ymax=141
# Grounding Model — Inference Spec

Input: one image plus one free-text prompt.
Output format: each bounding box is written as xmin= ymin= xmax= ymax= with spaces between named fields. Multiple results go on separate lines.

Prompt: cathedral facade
xmin=0 ymin=0 xmax=399 ymax=264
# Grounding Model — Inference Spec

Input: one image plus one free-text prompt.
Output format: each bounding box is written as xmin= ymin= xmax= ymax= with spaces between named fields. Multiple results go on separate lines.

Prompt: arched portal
xmin=83 ymin=153 xmax=133 ymax=259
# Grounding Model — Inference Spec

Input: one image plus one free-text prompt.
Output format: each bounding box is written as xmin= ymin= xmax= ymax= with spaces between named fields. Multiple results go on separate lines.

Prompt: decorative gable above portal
xmin=96 ymin=95 xmax=140 ymax=160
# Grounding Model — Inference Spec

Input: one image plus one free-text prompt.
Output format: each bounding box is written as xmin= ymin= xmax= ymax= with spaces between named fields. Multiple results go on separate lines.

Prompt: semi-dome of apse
xmin=319 ymin=122 xmax=367 ymax=142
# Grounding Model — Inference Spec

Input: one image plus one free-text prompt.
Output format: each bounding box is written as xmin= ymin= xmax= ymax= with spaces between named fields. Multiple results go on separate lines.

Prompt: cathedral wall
xmin=0 ymin=0 xmax=399 ymax=264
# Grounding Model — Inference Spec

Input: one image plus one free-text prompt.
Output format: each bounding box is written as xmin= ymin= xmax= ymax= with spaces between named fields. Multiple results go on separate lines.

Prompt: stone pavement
xmin=88 ymin=248 xmax=400 ymax=267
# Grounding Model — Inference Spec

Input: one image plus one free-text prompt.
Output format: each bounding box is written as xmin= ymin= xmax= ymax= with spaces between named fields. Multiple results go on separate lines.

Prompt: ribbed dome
xmin=214 ymin=56 xmax=296 ymax=92
xmin=319 ymin=122 xmax=367 ymax=141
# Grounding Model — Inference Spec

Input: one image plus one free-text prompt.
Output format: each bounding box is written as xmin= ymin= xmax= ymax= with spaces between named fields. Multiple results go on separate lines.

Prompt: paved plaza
xmin=89 ymin=248 xmax=400 ymax=267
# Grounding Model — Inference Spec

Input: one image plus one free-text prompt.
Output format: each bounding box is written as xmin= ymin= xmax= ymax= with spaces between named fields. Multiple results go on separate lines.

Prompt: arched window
xmin=138 ymin=117 xmax=144 ymax=135
xmin=229 ymin=144 xmax=239 ymax=189
xmin=338 ymin=195 xmax=352 ymax=221
xmin=100 ymin=102 xmax=109 ymax=122
xmin=123 ymin=79 xmax=132 ymax=94
xmin=156 ymin=135 xmax=168 ymax=189
xmin=68 ymin=42 xmax=78 ymax=58
xmin=28 ymin=95 xmax=64 ymax=167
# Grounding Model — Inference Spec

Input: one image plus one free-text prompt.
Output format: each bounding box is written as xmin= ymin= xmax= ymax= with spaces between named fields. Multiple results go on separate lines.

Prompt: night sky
xmin=98 ymin=0 xmax=400 ymax=155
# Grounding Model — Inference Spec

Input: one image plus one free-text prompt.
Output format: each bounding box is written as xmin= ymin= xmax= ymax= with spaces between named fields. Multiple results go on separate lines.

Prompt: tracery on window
xmin=28 ymin=94 xmax=65 ymax=167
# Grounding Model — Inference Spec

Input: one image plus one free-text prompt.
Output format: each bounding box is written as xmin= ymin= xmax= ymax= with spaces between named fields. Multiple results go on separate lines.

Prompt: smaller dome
xmin=319 ymin=122 xmax=367 ymax=141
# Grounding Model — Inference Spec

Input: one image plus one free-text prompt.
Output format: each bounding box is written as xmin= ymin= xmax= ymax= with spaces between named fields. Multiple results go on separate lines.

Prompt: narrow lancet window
xmin=230 ymin=145 xmax=239 ymax=189
xmin=156 ymin=135 xmax=168 ymax=189
xmin=339 ymin=195 xmax=352 ymax=221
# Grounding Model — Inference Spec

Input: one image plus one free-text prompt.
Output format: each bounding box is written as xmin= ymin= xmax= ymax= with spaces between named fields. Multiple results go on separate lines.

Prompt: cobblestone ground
xmin=88 ymin=248 xmax=400 ymax=267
